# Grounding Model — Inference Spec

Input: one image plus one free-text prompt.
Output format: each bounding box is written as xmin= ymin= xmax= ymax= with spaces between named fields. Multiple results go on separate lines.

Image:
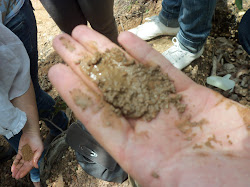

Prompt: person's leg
xmin=77 ymin=0 xmax=118 ymax=44
xmin=177 ymin=0 xmax=217 ymax=53
xmin=40 ymin=0 xmax=87 ymax=34
xmin=238 ymin=9 xmax=250 ymax=54
xmin=5 ymin=0 xmax=67 ymax=182
xmin=162 ymin=0 xmax=217 ymax=70
xmin=159 ymin=0 xmax=182 ymax=27
xmin=128 ymin=0 xmax=180 ymax=40
xmin=6 ymin=0 xmax=68 ymax=139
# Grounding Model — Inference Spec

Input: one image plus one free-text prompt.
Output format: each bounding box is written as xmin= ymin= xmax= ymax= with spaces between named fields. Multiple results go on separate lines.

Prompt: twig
xmin=211 ymin=53 xmax=223 ymax=76
xmin=140 ymin=9 xmax=144 ymax=24
xmin=211 ymin=56 xmax=217 ymax=76
xmin=120 ymin=18 xmax=125 ymax=31
xmin=139 ymin=1 xmax=145 ymax=24
xmin=40 ymin=118 xmax=64 ymax=133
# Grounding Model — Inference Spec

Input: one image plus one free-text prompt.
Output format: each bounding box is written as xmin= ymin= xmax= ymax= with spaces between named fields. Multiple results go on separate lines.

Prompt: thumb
xmin=32 ymin=148 xmax=43 ymax=168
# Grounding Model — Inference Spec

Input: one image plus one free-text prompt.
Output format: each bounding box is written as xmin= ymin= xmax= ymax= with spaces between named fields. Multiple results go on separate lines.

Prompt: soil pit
xmin=21 ymin=144 xmax=34 ymax=161
xmin=77 ymin=47 xmax=186 ymax=121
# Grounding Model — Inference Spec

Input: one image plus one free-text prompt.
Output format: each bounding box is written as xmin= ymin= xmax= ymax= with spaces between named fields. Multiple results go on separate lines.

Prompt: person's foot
xmin=162 ymin=37 xmax=204 ymax=70
xmin=0 ymin=145 xmax=16 ymax=163
xmin=128 ymin=16 xmax=179 ymax=40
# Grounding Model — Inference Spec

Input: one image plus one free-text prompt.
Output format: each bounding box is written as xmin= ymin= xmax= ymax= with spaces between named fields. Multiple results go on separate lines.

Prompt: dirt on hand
xmin=77 ymin=48 xmax=186 ymax=121
xmin=21 ymin=144 xmax=34 ymax=161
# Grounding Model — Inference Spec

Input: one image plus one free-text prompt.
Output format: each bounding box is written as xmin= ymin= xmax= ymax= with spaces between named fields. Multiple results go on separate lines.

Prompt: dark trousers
xmin=40 ymin=0 xmax=118 ymax=44
xmin=238 ymin=9 xmax=250 ymax=54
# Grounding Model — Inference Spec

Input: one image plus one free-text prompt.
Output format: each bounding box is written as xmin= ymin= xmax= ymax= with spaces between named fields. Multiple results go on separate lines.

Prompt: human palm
xmin=49 ymin=26 xmax=250 ymax=187
xmin=11 ymin=132 xmax=43 ymax=180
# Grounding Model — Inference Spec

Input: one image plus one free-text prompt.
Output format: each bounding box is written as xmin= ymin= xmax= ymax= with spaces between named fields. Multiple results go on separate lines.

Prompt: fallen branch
xmin=40 ymin=118 xmax=64 ymax=133
xmin=120 ymin=18 xmax=125 ymax=31
xmin=211 ymin=54 xmax=223 ymax=76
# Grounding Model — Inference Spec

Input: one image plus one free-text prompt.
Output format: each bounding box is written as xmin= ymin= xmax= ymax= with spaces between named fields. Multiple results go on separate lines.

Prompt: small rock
xmin=223 ymin=63 xmax=235 ymax=72
xmin=184 ymin=65 xmax=192 ymax=73
xmin=241 ymin=76 xmax=249 ymax=88
xmin=49 ymin=36 xmax=54 ymax=41
xmin=191 ymin=65 xmax=198 ymax=79
xmin=238 ymin=11 xmax=246 ymax=17
xmin=239 ymin=99 xmax=248 ymax=105
xmin=235 ymin=86 xmax=248 ymax=96
xmin=246 ymin=95 xmax=250 ymax=102
xmin=229 ymin=94 xmax=239 ymax=101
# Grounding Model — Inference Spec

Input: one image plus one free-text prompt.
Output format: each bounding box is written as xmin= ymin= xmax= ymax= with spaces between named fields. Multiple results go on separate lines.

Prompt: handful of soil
xmin=21 ymin=144 xmax=33 ymax=161
xmin=78 ymin=48 xmax=186 ymax=121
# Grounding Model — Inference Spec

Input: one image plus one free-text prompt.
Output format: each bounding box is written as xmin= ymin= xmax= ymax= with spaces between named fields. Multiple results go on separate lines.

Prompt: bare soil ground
xmin=0 ymin=0 xmax=249 ymax=186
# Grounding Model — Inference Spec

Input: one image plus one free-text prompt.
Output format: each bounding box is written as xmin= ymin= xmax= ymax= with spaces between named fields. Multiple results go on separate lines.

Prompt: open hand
xmin=48 ymin=25 xmax=250 ymax=187
xmin=11 ymin=132 xmax=43 ymax=180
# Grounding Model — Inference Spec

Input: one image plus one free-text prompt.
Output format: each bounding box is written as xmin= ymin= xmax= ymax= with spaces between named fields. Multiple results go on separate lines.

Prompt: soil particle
xmin=236 ymin=105 xmax=250 ymax=130
xmin=224 ymin=153 xmax=237 ymax=158
xmin=197 ymin=152 xmax=209 ymax=157
xmin=193 ymin=144 xmax=203 ymax=149
xmin=59 ymin=36 xmax=76 ymax=52
xmin=70 ymin=89 xmax=93 ymax=110
xmin=151 ymin=171 xmax=160 ymax=179
xmin=204 ymin=135 xmax=222 ymax=149
xmin=228 ymin=140 xmax=233 ymax=145
xmin=79 ymin=47 xmax=186 ymax=121
xmin=21 ymin=144 xmax=33 ymax=161
xmin=175 ymin=116 xmax=208 ymax=135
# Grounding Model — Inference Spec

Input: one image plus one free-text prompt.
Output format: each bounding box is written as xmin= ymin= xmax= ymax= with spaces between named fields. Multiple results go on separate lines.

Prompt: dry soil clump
xmin=21 ymin=144 xmax=34 ymax=161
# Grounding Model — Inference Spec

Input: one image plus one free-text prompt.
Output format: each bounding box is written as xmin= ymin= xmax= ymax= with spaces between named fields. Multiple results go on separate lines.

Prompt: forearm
xmin=11 ymin=80 xmax=40 ymax=136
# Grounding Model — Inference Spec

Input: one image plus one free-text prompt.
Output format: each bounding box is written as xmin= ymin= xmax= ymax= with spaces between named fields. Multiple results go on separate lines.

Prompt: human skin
xmin=48 ymin=25 xmax=250 ymax=187
xmin=11 ymin=81 xmax=43 ymax=185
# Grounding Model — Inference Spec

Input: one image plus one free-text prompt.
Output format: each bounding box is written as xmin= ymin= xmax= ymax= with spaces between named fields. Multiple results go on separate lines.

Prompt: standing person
xmin=39 ymin=0 xmax=118 ymax=44
xmin=3 ymin=0 xmax=68 ymax=146
xmin=0 ymin=18 xmax=43 ymax=187
xmin=1 ymin=0 xmax=69 ymax=185
xmin=129 ymin=0 xmax=217 ymax=70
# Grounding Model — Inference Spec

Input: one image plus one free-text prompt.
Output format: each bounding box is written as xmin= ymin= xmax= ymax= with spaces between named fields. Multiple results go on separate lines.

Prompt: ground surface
xmin=0 ymin=0 xmax=249 ymax=186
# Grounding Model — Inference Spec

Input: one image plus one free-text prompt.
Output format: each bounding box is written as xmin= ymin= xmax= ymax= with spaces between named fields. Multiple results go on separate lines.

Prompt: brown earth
xmin=74 ymin=47 xmax=185 ymax=121
xmin=0 ymin=0 xmax=249 ymax=186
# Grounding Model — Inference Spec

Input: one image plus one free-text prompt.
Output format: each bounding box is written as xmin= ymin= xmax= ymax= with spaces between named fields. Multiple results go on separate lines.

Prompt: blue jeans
xmin=5 ymin=0 xmax=68 ymax=182
xmin=238 ymin=9 xmax=250 ymax=54
xmin=159 ymin=0 xmax=217 ymax=52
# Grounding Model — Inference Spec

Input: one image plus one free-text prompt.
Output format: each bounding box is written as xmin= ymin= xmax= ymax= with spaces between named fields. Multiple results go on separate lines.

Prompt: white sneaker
xmin=162 ymin=37 xmax=204 ymax=70
xmin=128 ymin=16 xmax=179 ymax=40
